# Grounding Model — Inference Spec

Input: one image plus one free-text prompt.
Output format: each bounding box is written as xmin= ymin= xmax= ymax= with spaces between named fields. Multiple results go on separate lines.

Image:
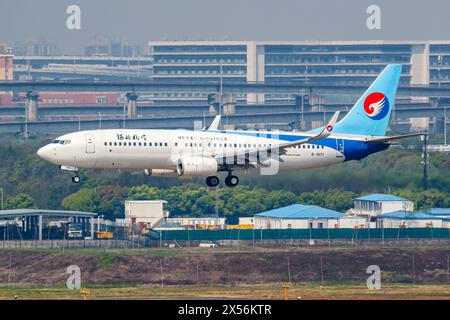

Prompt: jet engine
xmin=176 ymin=156 xmax=218 ymax=176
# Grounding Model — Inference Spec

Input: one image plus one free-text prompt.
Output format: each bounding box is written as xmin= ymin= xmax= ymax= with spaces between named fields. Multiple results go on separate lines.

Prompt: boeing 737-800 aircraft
xmin=37 ymin=64 xmax=421 ymax=187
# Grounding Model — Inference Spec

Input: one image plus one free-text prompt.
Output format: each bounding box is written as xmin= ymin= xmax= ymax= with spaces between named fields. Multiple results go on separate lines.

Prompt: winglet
xmin=208 ymin=115 xmax=221 ymax=130
xmin=315 ymin=111 xmax=340 ymax=140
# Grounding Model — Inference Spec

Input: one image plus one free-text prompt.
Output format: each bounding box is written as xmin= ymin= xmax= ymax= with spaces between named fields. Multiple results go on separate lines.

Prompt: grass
xmin=0 ymin=283 xmax=449 ymax=300
xmin=6 ymin=242 xmax=450 ymax=258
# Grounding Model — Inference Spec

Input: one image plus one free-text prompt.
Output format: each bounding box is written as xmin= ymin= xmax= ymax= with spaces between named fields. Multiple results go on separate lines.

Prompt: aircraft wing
xmin=215 ymin=111 xmax=340 ymax=167
xmin=363 ymin=133 xmax=425 ymax=143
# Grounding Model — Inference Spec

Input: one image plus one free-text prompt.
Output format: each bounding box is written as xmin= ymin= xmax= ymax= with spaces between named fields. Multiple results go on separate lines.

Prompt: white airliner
xmin=37 ymin=64 xmax=421 ymax=187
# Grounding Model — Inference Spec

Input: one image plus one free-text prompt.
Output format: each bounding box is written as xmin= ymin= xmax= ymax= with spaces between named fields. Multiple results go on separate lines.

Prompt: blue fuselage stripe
xmin=209 ymin=130 xmax=389 ymax=161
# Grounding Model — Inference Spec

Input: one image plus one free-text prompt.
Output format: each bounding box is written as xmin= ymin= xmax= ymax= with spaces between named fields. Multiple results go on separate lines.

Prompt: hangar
xmin=0 ymin=209 xmax=97 ymax=240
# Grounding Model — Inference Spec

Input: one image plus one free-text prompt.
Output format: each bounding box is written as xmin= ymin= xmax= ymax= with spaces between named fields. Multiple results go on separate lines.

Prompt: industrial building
xmin=350 ymin=194 xmax=414 ymax=218
xmin=377 ymin=211 xmax=443 ymax=228
xmin=0 ymin=44 xmax=13 ymax=81
xmin=122 ymin=200 xmax=168 ymax=229
xmin=417 ymin=208 xmax=450 ymax=218
xmin=148 ymin=40 xmax=450 ymax=103
xmin=160 ymin=217 xmax=226 ymax=230
xmin=254 ymin=204 xmax=346 ymax=229
xmin=0 ymin=209 xmax=96 ymax=240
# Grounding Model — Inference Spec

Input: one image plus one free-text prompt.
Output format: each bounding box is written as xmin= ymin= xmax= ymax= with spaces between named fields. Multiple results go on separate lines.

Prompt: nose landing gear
xmin=72 ymin=174 xmax=80 ymax=183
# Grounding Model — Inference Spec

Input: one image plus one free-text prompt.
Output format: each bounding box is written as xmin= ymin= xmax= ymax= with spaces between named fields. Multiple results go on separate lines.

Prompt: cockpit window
xmin=52 ymin=139 xmax=71 ymax=145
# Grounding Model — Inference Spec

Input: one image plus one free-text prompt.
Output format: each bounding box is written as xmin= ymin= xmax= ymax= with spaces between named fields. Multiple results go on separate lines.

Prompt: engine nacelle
xmin=144 ymin=169 xmax=177 ymax=176
xmin=176 ymin=156 xmax=218 ymax=176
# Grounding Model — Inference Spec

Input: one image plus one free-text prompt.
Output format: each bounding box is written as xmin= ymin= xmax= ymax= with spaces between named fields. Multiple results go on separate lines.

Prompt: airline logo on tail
xmin=364 ymin=92 xmax=389 ymax=120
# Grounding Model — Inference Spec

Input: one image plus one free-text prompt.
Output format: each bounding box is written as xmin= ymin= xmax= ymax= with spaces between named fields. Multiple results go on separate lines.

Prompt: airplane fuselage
xmin=37 ymin=128 xmax=388 ymax=173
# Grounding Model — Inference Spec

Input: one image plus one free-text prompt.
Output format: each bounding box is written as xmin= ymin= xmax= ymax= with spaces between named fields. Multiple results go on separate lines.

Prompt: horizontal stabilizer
xmin=364 ymin=133 xmax=425 ymax=143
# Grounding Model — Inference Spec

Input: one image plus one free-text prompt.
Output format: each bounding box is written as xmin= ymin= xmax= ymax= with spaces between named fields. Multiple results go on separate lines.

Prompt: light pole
xmin=0 ymin=188 xmax=4 ymax=210
xmin=97 ymin=214 xmax=104 ymax=232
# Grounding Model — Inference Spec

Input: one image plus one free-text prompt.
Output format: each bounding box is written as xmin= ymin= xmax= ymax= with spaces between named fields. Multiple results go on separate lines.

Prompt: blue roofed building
xmin=378 ymin=210 xmax=443 ymax=228
xmin=352 ymin=194 xmax=414 ymax=219
xmin=254 ymin=204 xmax=346 ymax=229
xmin=417 ymin=208 xmax=450 ymax=217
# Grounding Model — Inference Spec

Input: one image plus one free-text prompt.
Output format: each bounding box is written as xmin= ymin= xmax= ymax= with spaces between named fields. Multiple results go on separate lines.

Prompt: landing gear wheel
xmin=206 ymin=176 xmax=220 ymax=187
xmin=72 ymin=175 xmax=81 ymax=183
xmin=225 ymin=175 xmax=239 ymax=187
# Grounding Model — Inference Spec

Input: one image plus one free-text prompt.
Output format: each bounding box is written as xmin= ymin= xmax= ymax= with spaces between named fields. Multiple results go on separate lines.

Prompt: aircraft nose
xmin=37 ymin=145 xmax=52 ymax=161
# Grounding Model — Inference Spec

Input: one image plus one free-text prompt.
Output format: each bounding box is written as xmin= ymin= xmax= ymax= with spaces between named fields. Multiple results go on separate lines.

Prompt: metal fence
xmin=0 ymin=239 xmax=159 ymax=249
xmin=150 ymin=228 xmax=450 ymax=242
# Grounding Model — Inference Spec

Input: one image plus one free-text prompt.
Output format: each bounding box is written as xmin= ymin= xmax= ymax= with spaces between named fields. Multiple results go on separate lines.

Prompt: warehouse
xmin=377 ymin=211 xmax=442 ymax=228
xmin=417 ymin=208 xmax=450 ymax=218
xmin=351 ymin=194 xmax=414 ymax=219
xmin=254 ymin=204 xmax=346 ymax=229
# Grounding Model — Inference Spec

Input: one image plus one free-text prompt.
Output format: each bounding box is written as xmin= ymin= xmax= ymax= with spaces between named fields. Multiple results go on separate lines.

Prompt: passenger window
xmin=175 ymin=142 xmax=178 ymax=147
xmin=114 ymin=142 xmax=117 ymax=146
xmin=164 ymin=142 xmax=168 ymax=147
xmin=119 ymin=142 xmax=122 ymax=146
xmin=104 ymin=142 xmax=107 ymax=146
xmin=139 ymin=142 xmax=142 ymax=146
xmin=109 ymin=142 xmax=112 ymax=146
xmin=133 ymin=142 xmax=137 ymax=146
xmin=159 ymin=142 xmax=163 ymax=147
xmin=144 ymin=142 xmax=147 ymax=146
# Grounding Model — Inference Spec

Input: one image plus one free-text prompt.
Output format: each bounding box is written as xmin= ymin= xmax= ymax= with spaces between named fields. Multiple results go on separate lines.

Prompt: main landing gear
xmin=205 ymin=173 xmax=239 ymax=187
xmin=205 ymin=176 xmax=220 ymax=187
xmin=225 ymin=174 xmax=239 ymax=187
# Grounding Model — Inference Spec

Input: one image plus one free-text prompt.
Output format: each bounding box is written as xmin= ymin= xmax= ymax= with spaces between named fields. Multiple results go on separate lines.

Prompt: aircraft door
xmin=335 ymin=138 xmax=344 ymax=158
xmin=85 ymin=134 xmax=95 ymax=153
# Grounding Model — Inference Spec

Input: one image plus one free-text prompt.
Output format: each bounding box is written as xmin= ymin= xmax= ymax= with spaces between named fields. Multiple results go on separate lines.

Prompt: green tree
xmin=91 ymin=185 xmax=127 ymax=220
xmin=5 ymin=193 xmax=37 ymax=209
xmin=127 ymin=185 xmax=161 ymax=200
xmin=61 ymin=188 xmax=95 ymax=212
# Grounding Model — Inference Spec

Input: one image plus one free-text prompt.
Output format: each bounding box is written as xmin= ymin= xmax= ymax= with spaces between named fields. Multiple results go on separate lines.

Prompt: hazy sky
xmin=1 ymin=0 xmax=450 ymax=54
